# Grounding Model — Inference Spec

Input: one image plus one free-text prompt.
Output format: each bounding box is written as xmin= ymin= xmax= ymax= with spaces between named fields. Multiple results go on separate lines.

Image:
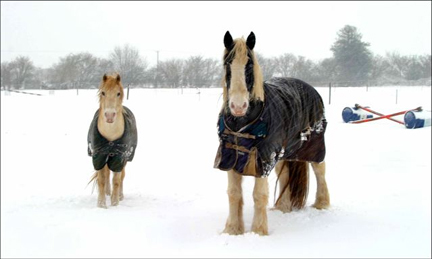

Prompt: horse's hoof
xmin=273 ymin=205 xmax=292 ymax=213
xmin=312 ymin=202 xmax=330 ymax=210
xmin=223 ymin=225 xmax=244 ymax=235
xmin=251 ymin=228 xmax=268 ymax=236
xmin=111 ymin=197 xmax=119 ymax=206
xmin=97 ymin=200 xmax=107 ymax=209
xmin=119 ymin=193 xmax=124 ymax=201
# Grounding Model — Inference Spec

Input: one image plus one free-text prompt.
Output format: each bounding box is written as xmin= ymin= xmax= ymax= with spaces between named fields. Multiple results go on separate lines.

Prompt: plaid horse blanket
xmin=87 ymin=106 xmax=138 ymax=173
xmin=214 ymin=77 xmax=327 ymax=177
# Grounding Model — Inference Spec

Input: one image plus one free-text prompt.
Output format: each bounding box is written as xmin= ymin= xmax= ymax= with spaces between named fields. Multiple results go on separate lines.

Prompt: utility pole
xmin=155 ymin=50 xmax=159 ymax=88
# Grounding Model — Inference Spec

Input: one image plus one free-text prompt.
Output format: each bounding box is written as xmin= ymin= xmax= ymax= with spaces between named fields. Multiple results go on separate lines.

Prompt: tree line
xmin=1 ymin=25 xmax=431 ymax=90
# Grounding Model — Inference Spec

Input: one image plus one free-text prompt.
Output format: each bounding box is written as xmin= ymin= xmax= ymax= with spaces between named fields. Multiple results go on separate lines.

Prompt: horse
xmin=214 ymin=31 xmax=330 ymax=235
xmin=87 ymin=73 xmax=138 ymax=208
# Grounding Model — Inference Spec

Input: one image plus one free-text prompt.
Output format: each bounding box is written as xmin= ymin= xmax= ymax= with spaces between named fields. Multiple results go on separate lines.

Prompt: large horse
xmin=214 ymin=31 xmax=330 ymax=235
xmin=88 ymin=73 xmax=138 ymax=208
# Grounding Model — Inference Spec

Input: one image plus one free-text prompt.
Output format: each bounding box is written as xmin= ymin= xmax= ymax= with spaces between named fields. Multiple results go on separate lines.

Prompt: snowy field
xmin=1 ymin=85 xmax=431 ymax=258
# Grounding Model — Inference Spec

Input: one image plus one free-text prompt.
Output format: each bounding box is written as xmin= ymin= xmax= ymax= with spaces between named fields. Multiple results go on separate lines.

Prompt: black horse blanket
xmin=87 ymin=106 xmax=138 ymax=173
xmin=214 ymin=77 xmax=327 ymax=178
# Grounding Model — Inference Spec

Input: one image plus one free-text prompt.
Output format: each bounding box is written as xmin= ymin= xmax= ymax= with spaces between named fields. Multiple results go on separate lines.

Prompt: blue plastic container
xmin=404 ymin=110 xmax=431 ymax=129
xmin=342 ymin=107 xmax=373 ymax=123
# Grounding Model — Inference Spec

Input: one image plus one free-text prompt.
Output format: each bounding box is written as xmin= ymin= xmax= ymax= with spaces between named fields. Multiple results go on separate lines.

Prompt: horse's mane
xmin=222 ymin=37 xmax=264 ymax=105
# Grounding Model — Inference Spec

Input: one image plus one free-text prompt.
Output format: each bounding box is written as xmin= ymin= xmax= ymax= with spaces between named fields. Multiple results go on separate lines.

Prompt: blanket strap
xmin=225 ymin=142 xmax=251 ymax=153
xmin=223 ymin=129 xmax=256 ymax=139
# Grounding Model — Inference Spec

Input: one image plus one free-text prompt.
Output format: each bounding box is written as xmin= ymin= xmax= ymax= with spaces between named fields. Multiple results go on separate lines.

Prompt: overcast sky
xmin=1 ymin=1 xmax=431 ymax=69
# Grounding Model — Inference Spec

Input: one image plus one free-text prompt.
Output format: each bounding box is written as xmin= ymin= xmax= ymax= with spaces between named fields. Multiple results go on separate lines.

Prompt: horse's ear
xmin=116 ymin=74 xmax=121 ymax=82
xmin=103 ymin=74 xmax=108 ymax=82
xmin=246 ymin=31 xmax=256 ymax=50
xmin=224 ymin=31 xmax=234 ymax=50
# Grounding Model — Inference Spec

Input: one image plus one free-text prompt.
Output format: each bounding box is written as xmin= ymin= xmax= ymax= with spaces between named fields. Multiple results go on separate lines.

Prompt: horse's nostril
xmin=105 ymin=112 xmax=116 ymax=118
xmin=230 ymin=102 xmax=235 ymax=109
xmin=242 ymin=102 xmax=247 ymax=109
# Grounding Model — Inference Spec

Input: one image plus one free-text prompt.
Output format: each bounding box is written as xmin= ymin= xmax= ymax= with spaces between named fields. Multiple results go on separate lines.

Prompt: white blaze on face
xmin=228 ymin=58 xmax=249 ymax=117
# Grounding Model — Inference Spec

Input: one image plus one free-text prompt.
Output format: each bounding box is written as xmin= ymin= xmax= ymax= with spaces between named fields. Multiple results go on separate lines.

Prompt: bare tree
xmin=291 ymin=56 xmax=315 ymax=81
xmin=93 ymin=58 xmax=115 ymax=88
xmin=386 ymin=52 xmax=409 ymax=79
xmin=158 ymin=59 xmax=183 ymax=88
xmin=8 ymin=56 xmax=36 ymax=89
xmin=256 ymin=52 xmax=277 ymax=81
xmin=182 ymin=56 xmax=220 ymax=87
xmin=1 ymin=61 xmax=13 ymax=90
xmin=50 ymin=52 xmax=99 ymax=89
xmin=274 ymin=53 xmax=297 ymax=77
xmin=76 ymin=53 xmax=99 ymax=88
xmin=110 ymin=44 xmax=148 ymax=87
xmin=418 ymin=54 xmax=431 ymax=79
xmin=369 ymin=54 xmax=390 ymax=82
xmin=202 ymin=58 xmax=221 ymax=87
xmin=313 ymin=58 xmax=337 ymax=83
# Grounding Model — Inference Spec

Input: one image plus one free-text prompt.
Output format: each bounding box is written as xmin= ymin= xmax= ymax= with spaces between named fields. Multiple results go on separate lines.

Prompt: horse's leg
xmin=111 ymin=171 xmax=122 ymax=206
xmin=104 ymin=169 xmax=111 ymax=196
xmin=311 ymin=162 xmax=330 ymax=209
xmin=223 ymin=170 xmax=244 ymax=235
xmin=251 ymin=176 xmax=269 ymax=235
xmin=97 ymin=165 xmax=109 ymax=208
xmin=119 ymin=167 xmax=125 ymax=201
xmin=274 ymin=161 xmax=292 ymax=212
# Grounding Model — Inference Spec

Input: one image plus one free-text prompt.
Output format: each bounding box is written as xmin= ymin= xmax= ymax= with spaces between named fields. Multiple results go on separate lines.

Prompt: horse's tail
xmin=87 ymin=172 xmax=98 ymax=194
xmin=276 ymin=161 xmax=309 ymax=210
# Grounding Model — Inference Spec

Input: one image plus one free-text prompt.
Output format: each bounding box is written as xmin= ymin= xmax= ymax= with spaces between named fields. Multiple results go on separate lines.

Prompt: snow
xmin=1 ymin=86 xmax=431 ymax=258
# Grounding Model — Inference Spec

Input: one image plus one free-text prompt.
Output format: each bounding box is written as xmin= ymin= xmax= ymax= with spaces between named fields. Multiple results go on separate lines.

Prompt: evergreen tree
xmin=331 ymin=25 xmax=372 ymax=84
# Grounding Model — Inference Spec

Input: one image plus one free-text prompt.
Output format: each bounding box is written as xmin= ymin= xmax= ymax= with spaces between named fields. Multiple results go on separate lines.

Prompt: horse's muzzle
xmin=230 ymin=102 xmax=248 ymax=117
xmin=105 ymin=112 xmax=116 ymax=123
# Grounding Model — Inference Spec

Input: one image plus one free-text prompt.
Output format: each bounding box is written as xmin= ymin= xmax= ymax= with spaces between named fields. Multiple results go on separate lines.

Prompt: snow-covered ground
xmin=1 ymin=85 xmax=431 ymax=258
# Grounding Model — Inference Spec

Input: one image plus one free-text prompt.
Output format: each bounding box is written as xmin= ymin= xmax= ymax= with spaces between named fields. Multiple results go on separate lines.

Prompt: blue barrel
xmin=342 ymin=107 xmax=373 ymax=123
xmin=404 ymin=110 xmax=431 ymax=129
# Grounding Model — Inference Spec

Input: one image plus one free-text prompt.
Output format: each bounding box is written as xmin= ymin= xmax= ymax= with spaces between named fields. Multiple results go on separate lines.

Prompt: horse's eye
xmin=101 ymin=91 xmax=105 ymax=96
xmin=117 ymin=92 xmax=121 ymax=97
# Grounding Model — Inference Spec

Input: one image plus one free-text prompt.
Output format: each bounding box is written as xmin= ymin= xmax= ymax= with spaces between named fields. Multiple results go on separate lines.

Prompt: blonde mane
xmin=222 ymin=37 xmax=264 ymax=106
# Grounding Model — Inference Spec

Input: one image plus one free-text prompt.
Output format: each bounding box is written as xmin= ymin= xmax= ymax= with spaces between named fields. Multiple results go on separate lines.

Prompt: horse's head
xmin=222 ymin=31 xmax=264 ymax=117
xmin=98 ymin=73 xmax=124 ymax=123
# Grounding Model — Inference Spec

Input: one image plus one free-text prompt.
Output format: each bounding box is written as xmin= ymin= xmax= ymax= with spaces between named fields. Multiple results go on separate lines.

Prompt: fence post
xmin=328 ymin=82 xmax=332 ymax=105
xmin=127 ymin=84 xmax=130 ymax=100
xmin=396 ymin=89 xmax=398 ymax=104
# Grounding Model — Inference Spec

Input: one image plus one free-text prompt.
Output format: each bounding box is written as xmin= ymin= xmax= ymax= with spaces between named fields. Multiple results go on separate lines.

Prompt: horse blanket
xmin=87 ymin=106 xmax=138 ymax=173
xmin=214 ymin=77 xmax=327 ymax=178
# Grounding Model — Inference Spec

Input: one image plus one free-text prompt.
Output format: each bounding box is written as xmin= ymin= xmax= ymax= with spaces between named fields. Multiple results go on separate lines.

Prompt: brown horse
xmin=88 ymin=73 xmax=138 ymax=208
xmin=214 ymin=31 xmax=330 ymax=235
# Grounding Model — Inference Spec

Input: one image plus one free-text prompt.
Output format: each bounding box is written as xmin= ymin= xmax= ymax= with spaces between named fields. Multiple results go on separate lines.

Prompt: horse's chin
xmin=229 ymin=108 xmax=247 ymax=117
xmin=232 ymin=112 xmax=247 ymax=117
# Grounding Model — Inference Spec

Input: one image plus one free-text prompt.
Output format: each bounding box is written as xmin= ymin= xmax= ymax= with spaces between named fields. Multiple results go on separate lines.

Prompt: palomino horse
xmin=88 ymin=73 xmax=138 ymax=208
xmin=214 ymin=31 xmax=330 ymax=235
